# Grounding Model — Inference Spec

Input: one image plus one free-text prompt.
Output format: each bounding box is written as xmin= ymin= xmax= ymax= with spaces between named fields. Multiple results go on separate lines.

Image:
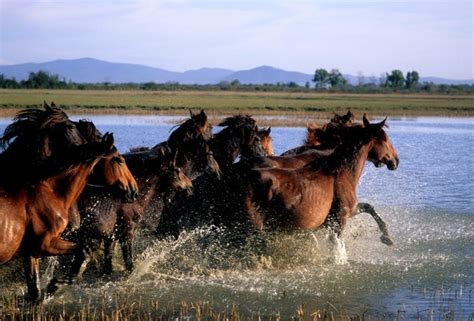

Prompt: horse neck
xmin=210 ymin=131 xmax=243 ymax=169
xmin=46 ymin=160 xmax=99 ymax=209
xmin=135 ymin=174 xmax=161 ymax=209
xmin=337 ymin=140 xmax=373 ymax=184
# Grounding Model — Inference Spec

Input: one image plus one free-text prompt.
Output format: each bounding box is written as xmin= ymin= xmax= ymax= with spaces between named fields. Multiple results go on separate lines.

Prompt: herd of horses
xmin=0 ymin=102 xmax=399 ymax=303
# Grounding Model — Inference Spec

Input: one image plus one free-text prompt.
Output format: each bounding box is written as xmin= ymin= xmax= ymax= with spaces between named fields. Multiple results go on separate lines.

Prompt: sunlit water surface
xmin=0 ymin=116 xmax=472 ymax=318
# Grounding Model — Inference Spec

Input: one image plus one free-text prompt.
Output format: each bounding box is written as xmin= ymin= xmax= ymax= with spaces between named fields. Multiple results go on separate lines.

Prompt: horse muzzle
xmin=122 ymin=186 xmax=139 ymax=203
xmin=386 ymin=156 xmax=399 ymax=170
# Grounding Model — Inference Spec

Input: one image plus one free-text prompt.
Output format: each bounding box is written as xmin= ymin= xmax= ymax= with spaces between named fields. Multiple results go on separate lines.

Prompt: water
xmin=0 ymin=115 xmax=473 ymax=318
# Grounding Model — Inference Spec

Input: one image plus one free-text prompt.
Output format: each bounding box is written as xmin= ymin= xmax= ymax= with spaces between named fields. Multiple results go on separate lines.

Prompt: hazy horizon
xmin=1 ymin=0 xmax=473 ymax=79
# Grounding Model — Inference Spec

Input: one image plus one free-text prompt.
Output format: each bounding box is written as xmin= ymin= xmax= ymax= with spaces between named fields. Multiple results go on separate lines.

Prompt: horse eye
xmin=113 ymin=157 xmax=124 ymax=164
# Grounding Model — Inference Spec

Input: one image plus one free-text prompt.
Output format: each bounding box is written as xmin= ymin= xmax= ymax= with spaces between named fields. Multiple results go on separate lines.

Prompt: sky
xmin=0 ymin=0 xmax=473 ymax=79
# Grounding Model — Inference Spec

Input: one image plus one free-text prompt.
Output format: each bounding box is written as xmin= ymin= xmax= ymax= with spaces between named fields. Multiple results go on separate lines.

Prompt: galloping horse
xmin=156 ymin=114 xmax=265 ymax=238
xmin=261 ymin=113 xmax=394 ymax=245
xmin=0 ymin=104 xmax=133 ymax=302
xmin=244 ymin=115 xmax=399 ymax=251
xmin=46 ymin=111 xmax=217 ymax=296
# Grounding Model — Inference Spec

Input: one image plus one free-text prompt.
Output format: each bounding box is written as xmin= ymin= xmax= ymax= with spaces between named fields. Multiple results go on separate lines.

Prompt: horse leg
xmin=356 ymin=202 xmax=393 ymax=246
xmin=325 ymin=205 xmax=349 ymax=265
xmin=119 ymin=237 xmax=134 ymax=272
xmin=103 ymin=239 xmax=115 ymax=275
xmin=45 ymin=247 xmax=91 ymax=298
xmin=40 ymin=235 xmax=77 ymax=256
xmin=328 ymin=224 xmax=348 ymax=265
xmin=23 ymin=255 xmax=41 ymax=303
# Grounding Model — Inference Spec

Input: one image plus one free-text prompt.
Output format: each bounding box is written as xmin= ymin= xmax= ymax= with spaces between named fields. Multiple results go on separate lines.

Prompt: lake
xmin=0 ymin=115 xmax=473 ymax=319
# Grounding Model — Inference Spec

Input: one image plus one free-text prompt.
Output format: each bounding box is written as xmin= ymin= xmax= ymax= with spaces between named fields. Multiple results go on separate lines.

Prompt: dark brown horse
xmin=46 ymin=111 xmax=217 ymax=295
xmin=67 ymin=119 xmax=140 ymax=230
xmin=244 ymin=115 xmax=399 ymax=255
xmin=0 ymin=104 xmax=130 ymax=302
xmin=155 ymin=114 xmax=266 ymax=238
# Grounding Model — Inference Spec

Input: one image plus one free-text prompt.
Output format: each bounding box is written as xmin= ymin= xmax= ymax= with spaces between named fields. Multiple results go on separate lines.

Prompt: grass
xmin=1 ymin=294 xmax=459 ymax=321
xmin=1 ymin=89 xmax=473 ymax=119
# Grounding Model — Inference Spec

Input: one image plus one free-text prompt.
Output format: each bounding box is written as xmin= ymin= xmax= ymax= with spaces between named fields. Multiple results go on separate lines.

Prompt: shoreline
xmin=1 ymin=89 xmax=473 ymax=126
xmin=0 ymin=107 xmax=472 ymax=127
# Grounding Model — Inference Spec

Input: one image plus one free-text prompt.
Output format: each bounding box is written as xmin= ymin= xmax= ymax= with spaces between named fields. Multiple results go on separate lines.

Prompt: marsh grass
xmin=0 ymin=294 xmax=467 ymax=321
xmin=1 ymin=89 xmax=473 ymax=124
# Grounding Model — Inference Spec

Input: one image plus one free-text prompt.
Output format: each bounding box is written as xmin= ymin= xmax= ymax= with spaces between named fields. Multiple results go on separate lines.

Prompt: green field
xmin=1 ymin=89 xmax=473 ymax=119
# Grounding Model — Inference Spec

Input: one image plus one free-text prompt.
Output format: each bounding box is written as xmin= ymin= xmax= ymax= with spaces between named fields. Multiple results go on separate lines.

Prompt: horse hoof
xmin=381 ymin=235 xmax=394 ymax=246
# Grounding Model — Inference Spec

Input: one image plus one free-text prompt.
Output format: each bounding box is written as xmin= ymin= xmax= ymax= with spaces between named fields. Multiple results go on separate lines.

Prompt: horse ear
xmin=51 ymin=102 xmax=57 ymax=108
xmin=374 ymin=117 xmax=387 ymax=130
xmin=346 ymin=111 xmax=354 ymax=121
xmin=43 ymin=101 xmax=53 ymax=111
xmin=189 ymin=109 xmax=194 ymax=118
xmin=363 ymin=114 xmax=370 ymax=127
xmin=102 ymin=132 xmax=115 ymax=150
xmin=266 ymin=127 xmax=271 ymax=135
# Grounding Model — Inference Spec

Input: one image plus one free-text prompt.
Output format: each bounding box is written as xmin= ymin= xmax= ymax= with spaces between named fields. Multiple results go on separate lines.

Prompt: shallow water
xmin=0 ymin=115 xmax=473 ymax=318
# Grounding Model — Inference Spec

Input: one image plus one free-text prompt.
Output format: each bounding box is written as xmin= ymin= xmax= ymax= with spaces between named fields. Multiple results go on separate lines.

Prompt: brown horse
xmin=0 ymin=105 xmax=129 ymax=302
xmin=258 ymin=127 xmax=273 ymax=156
xmin=244 ymin=115 xmax=399 ymax=255
xmin=262 ymin=113 xmax=393 ymax=245
xmin=280 ymin=111 xmax=354 ymax=156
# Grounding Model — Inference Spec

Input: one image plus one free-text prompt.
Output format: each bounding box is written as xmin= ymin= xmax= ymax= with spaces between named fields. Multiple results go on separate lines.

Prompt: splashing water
xmin=0 ymin=116 xmax=473 ymax=318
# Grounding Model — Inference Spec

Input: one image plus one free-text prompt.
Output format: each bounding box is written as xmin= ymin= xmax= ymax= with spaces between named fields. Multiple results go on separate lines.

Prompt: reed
xmin=0 ymin=294 xmax=465 ymax=321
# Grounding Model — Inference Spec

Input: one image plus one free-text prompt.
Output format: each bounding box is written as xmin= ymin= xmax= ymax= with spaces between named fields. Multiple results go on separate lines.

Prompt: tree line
xmin=1 ymin=70 xmax=472 ymax=93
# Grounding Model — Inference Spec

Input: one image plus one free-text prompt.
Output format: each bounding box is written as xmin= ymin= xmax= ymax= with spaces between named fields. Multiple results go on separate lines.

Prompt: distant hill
xmin=222 ymin=65 xmax=312 ymax=85
xmin=1 ymin=58 xmax=472 ymax=85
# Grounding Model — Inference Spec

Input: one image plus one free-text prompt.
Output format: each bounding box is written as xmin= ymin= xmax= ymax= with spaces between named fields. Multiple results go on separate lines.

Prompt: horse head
xmin=258 ymin=127 xmax=273 ymax=156
xmin=190 ymin=109 xmax=212 ymax=140
xmin=363 ymin=115 xmax=399 ymax=170
xmin=160 ymin=149 xmax=194 ymax=195
xmin=76 ymin=119 xmax=139 ymax=202
xmin=185 ymin=137 xmax=221 ymax=179
xmin=330 ymin=111 xmax=354 ymax=125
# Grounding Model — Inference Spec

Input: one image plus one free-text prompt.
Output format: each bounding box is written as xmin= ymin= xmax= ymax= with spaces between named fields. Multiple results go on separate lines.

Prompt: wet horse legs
xmin=355 ymin=202 xmax=393 ymax=246
xmin=23 ymin=255 xmax=41 ymax=303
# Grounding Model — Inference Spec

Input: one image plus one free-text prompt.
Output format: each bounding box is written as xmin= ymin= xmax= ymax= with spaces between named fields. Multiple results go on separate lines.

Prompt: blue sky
xmin=0 ymin=0 xmax=472 ymax=79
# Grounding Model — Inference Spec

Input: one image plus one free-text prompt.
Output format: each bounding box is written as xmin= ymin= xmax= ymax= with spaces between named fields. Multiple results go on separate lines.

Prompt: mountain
xmin=1 ymin=58 xmax=472 ymax=85
xmin=0 ymin=58 xmax=181 ymax=83
xmin=419 ymin=77 xmax=474 ymax=85
xmin=178 ymin=68 xmax=235 ymax=84
xmin=223 ymin=65 xmax=312 ymax=85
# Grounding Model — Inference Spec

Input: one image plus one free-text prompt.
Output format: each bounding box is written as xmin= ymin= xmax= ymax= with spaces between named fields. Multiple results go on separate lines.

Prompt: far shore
xmin=1 ymin=89 xmax=473 ymax=127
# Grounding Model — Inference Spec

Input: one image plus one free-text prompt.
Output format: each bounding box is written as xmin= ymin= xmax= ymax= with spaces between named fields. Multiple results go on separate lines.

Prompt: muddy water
xmin=0 ymin=116 xmax=472 ymax=318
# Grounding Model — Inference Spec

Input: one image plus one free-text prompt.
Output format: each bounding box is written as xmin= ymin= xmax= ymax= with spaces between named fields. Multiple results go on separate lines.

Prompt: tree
xmin=385 ymin=70 xmax=405 ymax=88
xmin=357 ymin=71 xmax=365 ymax=86
xmin=287 ymin=81 xmax=299 ymax=88
xmin=328 ymin=69 xmax=347 ymax=88
xmin=305 ymin=81 xmax=310 ymax=89
xmin=312 ymin=68 xmax=329 ymax=88
xmin=405 ymin=71 xmax=420 ymax=89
